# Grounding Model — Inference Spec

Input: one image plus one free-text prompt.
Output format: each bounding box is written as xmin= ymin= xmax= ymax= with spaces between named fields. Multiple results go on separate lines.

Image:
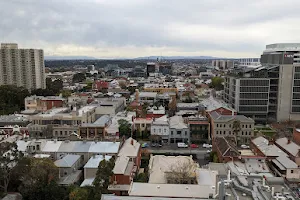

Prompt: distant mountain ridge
xmin=45 ymin=55 xmax=223 ymax=60
xmin=45 ymin=56 xmax=97 ymax=60
xmin=134 ymin=56 xmax=222 ymax=60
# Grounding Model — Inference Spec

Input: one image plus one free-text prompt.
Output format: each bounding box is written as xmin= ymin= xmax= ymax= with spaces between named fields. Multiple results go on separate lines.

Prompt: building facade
xmin=0 ymin=43 xmax=45 ymax=90
xmin=224 ymin=43 xmax=300 ymax=122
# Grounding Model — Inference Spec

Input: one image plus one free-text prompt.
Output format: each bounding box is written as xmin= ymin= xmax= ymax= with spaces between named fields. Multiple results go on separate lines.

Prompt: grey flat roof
xmin=275 ymin=156 xmax=298 ymax=169
xmin=102 ymin=194 xmax=203 ymax=200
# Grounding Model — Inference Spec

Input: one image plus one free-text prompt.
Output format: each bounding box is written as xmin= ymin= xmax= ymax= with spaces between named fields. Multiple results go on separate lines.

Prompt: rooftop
xmin=210 ymin=111 xmax=254 ymax=123
xmin=251 ymin=136 xmax=288 ymax=157
xmin=118 ymin=137 xmax=140 ymax=158
xmin=148 ymin=155 xmax=196 ymax=184
xmin=84 ymin=155 xmax=112 ymax=168
xmin=0 ymin=115 xmax=29 ymax=122
xmin=275 ymin=137 xmax=300 ymax=157
xmin=128 ymin=183 xmax=215 ymax=199
xmin=54 ymin=154 xmax=81 ymax=168
xmin=138 ymin=92 xmax=157 ymax=98
xmin=169 ymin=116 xmax=188 ymax=129
xmin=274 ymin=156 xmax=298 ymax=169
xmin=201 ymin=96 xmax=235 ymax=112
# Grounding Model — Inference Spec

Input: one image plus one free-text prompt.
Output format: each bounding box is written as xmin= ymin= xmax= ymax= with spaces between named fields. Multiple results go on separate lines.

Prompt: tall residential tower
xmin=0 ymin=43 xmax=46 ymax=91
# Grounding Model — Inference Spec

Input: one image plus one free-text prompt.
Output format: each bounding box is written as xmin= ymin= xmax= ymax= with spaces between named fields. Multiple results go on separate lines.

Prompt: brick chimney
xmin=131 ymin=139 xmax=134 ymax=145
xmin=287 ymin=138 xmax=291 ymax=144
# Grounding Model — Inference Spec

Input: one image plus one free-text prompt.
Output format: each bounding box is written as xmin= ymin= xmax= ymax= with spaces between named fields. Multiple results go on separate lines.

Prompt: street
xmin=145 ymin=143 xmax=211 ymax=166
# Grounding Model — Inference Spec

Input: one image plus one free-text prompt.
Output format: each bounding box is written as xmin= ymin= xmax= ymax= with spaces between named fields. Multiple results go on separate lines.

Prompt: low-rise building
xmin=24 ymin=95 xmax=66 ymax=113
xmin=275 ymin=137 xmax=300 ymax=165
xmin=54 ymin=154 xmax=82 ymax=186
xmin=79 ymin=115 xmax=111 ymax=139
xmin=81 ymin=155 xmax=112 ymax=187
xmin=210 ymin=111 xmax=254 ymax=145
xmin=169 ymin=116 xmax=190 ymax=144
xmin=150 ymin=115 xmax=169 ymax=143
xmin=271 ymin=156 xmax=300 ymax=182
xmin=212 ymin=137 xmax=241 ymax=163
xmin=187 ymin=115 xmax=210 ymax=143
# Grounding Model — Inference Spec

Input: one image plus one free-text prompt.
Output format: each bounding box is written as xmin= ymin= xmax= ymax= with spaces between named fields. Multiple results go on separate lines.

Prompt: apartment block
xmin=0 ymin=43 xmax=45 ymax=90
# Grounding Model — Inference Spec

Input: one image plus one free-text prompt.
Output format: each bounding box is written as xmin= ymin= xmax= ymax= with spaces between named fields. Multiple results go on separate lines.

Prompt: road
xmin=146 ymin=145 xmax=211 ymax=166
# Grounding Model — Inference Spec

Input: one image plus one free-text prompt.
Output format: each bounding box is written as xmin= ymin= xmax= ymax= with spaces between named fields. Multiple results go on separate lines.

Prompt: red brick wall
xmin=43 ymin=100 xmax=64 ymax=110
xmin=135 ymin=148 xmax=142 ymax=170
xmin=113 ymin=174 xmax=131 ymax=185
xmin=293 ymin=128 xmax=300 ymax=145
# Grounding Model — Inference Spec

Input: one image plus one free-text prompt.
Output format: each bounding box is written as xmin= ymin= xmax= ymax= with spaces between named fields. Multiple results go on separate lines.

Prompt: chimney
xmin=287 ymin=139 xmax=291 ymax=144
xmin=131 ymin=139 xmax=134 ymax=145
xmin=298 ymin=149 xmax=300 ymax=156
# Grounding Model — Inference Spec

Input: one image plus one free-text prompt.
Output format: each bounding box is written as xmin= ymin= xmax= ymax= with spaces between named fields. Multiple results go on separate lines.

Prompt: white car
xmin=241 ymin=145 xmax=249 ymax=149
xmin=177 ymin=143 xmax=188 ymax=148
xmin=203 ymin=144 xmax=212 ymax=148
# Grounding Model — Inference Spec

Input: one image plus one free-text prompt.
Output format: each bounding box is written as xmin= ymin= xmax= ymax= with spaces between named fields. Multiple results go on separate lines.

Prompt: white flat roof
xmin=128 ymin=183 xmax=215 ymax=199
xmin=78 ymin=105 xmax=97 ymax=117
xmin=84 ymin=155 xmax=112 ymax=169
xmin=118 ymin=138 xmax=140 ymax=158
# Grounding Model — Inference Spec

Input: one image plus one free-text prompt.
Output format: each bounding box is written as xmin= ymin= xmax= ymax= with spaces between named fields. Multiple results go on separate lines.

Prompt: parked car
xmin=190 ymin=144 xmax=199 ymax=148
xmin=203 ymin=143 xmax=212 ymax=148
xmin=151 ymin=143 xmax=157 ymax=147
xmin=177 ymin=142 xmax=188 ymax=148
xmin=141 ymin=143 xmax=149 ymax=148
xmin=207 ymin=149 xmax=212 ymax=153
xmin=158 ymin=144 xmax=162 ymax=147
xmin=241 ymin=145 xmax=249 ymax=149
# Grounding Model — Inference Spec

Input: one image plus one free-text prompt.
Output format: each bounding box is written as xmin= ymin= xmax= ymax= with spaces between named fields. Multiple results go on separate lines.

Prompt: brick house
xmin=212 ymin=136 xmax=241 ymax=163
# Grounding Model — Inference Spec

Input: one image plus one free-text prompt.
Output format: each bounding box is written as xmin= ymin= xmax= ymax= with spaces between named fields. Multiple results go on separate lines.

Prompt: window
xmin=224 ymin=124 xmax=226 ymax=128
xmin=185 ymin=131 xmax=187 ymax=136
xmin=242 ymin=131 xmax=244 ymax=135
xmin=223 ymin=131 xmax=226 ymax=135
xmin=65 ymin=131 xmax=68 ymax=135
xmin=142 ymin=124 xmax=145 ymax=127
xmin=159 ymin=129 xmax=161 ymax=133
xmin=242 ymin=125 xmax=244 ymax=128
xmin=153 ymin=128 xmax=156 ymax=133
xmin=164 ymin=129 xmax=166 ymax=132
xmin=171 ymin=131 xmax=173 ymax=135
xmin=229 ymin=124 xmax=231 ymax=128
xmin=291 ymin=170 xmax=294 ymax=173
xmin=177 ymin=131 xmax=181 ymax=135
xmin=229 ymin=131 xmax=231 ymax=135
xmin=217 ymin=124 xmax=219 ymax=127
xmin=60 ymin=131 xmax=63 ymax=136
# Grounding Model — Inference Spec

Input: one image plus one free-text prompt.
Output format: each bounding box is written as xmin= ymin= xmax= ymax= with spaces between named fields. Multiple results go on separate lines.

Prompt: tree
xmin=18 ymin=158 xmax=61 ymax=200
xmin=165 ymin=161 xmax=197 ymax=184
xmin=209 ymin=77 xmax=224 ymax=90
xmin=232 ymin=120 xmax=241 ymax=144
xmin=72 ymin=73 xmax=86 ymax=83
xmin=135 ymin=173 xmax=148 ymax=182
xmin=61 ymin=90 xmax=72 ymax=98
xmin=69 ymin=187 xmax=89 ymax=200
xmin=118 ymin=119 xmax=131 ymax=137
xmin=0 ymin=142 xmax=24 ymax=193
xmin=0 ymin=85 xmax=30 ymax=114
xmin=93 ymin=156 xmax=115 ymax=195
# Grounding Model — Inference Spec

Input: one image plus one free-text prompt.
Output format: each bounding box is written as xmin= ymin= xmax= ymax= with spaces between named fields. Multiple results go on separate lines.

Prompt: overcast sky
xmin=1 ymin=0 xmax=300 ymax=58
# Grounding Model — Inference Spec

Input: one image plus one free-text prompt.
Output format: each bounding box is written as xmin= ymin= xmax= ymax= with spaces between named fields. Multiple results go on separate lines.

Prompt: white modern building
xmin=150 ymin=115 xmax=169 ymax=143
xmin=0 ymin=43 xmax=46 ymax=90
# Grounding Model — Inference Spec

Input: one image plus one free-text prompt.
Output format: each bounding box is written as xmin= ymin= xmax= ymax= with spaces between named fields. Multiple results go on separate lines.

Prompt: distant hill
xmin=134 ymin=56 xmax=222 ymax=60
xmin=45 ymin=56 xmax=97 ymax=60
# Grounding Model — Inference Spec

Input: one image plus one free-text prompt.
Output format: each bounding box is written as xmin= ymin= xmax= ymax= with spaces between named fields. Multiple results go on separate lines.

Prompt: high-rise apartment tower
xmin=0 ymin=43 xmax=46 ymax=91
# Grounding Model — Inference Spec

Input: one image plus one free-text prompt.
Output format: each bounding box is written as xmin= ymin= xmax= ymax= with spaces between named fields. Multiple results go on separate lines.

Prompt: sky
xmin=1 ymin=0 xmax=300 ymax=59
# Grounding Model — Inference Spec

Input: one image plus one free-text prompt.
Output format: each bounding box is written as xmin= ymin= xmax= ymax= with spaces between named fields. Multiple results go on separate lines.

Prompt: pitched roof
xmin=118 ymin=137 xmax=140 ymax=158
xmin=214 ymin=137 xmax=240 ymax=158
xmin=275 ymin=137 xmax=300 ymax=157
xmin=210 ymin=111 xmax=254 ymax=123
xmin=84 ymin=155 xmax=112 ymax=168
xmin=169 ymin=116 xmax=188 ymax=129
xmin=54 ymin=154 xmax=81 ymax=168
xmin=113 ymin=156 xmax=132 ymax=174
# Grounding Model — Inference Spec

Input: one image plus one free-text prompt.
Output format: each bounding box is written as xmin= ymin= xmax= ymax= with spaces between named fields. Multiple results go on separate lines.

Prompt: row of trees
xmin=0 ymin=142 xmax=116 ymax=200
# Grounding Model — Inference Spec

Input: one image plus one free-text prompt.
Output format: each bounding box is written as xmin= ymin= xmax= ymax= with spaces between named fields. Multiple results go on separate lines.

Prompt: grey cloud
xmin=1 ymin=0 xmax=300 ymax=57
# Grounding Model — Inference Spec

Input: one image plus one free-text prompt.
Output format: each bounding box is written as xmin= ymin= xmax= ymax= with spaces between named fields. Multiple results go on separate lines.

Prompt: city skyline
xmin=2 ymin=0 xmax=300 ymax=58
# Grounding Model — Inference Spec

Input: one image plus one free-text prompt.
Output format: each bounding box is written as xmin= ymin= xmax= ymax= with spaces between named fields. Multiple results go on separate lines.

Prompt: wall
xmin=113 ymin=174 xmax=131 ymax=185
xmin=286 ymin=168 xmax=300 ymax=179
xmin=277 ymin=64 xmax=294 ymax=121
xmin=84 ymin=168 xmax=98 ymax=179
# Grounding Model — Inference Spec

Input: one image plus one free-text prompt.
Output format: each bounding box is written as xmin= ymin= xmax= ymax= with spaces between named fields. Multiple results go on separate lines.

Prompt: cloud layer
xmin=1 ymin=0 xmax=300 ymax=58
